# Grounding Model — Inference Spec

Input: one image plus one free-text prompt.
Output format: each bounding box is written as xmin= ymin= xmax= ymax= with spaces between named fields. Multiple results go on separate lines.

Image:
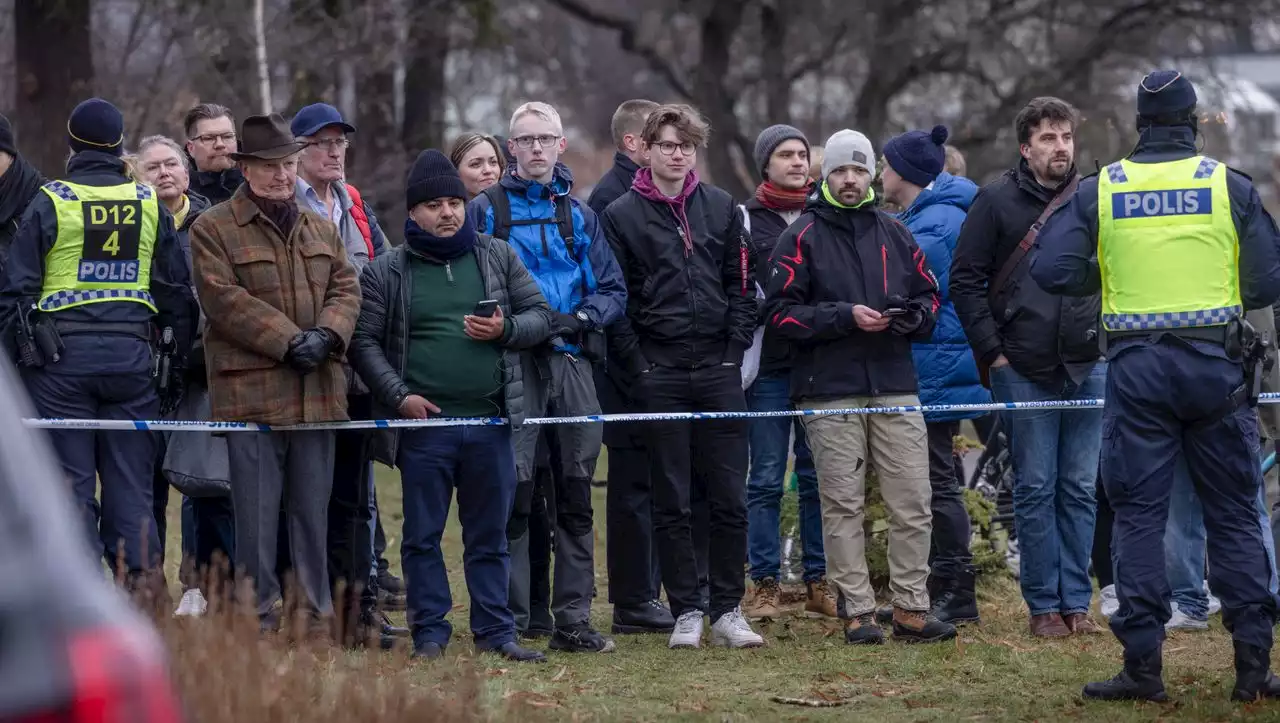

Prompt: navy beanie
xmin=406 ymin=149 xmax=468 ymax=210
xmin=884 ymin=125 xmax=949 ymax=188
xmin=0 ymin=113 xmax=15 ymax=157
xmin=1138 ymin=70 xmax=1197 ymax=118
xmin=67 ymin=98 xmax=125 ymax=156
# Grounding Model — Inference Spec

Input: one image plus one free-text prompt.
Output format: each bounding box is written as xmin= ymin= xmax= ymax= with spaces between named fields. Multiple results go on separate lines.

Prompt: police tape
xmin=18 ymin=393 xmax=1280 ymax=431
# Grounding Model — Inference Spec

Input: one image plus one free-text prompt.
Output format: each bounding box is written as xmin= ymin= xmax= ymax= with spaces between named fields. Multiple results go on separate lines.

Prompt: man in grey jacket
xmin=348 ymin=150 xmax=553 ymax=662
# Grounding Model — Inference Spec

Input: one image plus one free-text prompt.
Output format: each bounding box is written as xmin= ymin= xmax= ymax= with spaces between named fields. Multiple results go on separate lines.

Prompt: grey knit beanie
xmin=753 ymin=124 xmax=809 ymax=180
xmin=822 ymin=130 xmax=876 ymax=179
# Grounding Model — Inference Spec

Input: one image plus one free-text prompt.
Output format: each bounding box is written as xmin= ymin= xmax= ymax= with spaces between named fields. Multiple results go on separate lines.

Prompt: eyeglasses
xmin=511 ymin=135 xmax=560 ymax=149
xmin=192 ymin=132 xmax=236 ymax=145
xmin=308 ymin=138 xmax=350 ymax=151
xmin=653 ymin=141 xmax=696 ymax=156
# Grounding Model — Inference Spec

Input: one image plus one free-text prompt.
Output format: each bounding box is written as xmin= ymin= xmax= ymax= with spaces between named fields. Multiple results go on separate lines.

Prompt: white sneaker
xmin=709 ymin=607 xmax=765 ymax=649
xmin=174 ymin=588 xmax=208 ymax=617
xmin=1166 ymin=603 xmax=1209 ymax=632
xmin=668 ymin=610 xmax=705 ymax=649
xmin=1205 ymin=582 xmax=1222 ymax=616
xmin=1099 ymin=585 xmax=1119 ymax=620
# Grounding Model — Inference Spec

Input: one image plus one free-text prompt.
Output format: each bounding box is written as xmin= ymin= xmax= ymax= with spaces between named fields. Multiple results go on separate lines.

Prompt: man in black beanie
xmin=1034 ymin=70 xmax=1280 ymax=703
xmin=348 ymin=149 xmax=554 ymax=663
xmin=0 ymin=113 xmax=46 ymax=275
xmin=0 ymin=98 xmax=197 ymax=593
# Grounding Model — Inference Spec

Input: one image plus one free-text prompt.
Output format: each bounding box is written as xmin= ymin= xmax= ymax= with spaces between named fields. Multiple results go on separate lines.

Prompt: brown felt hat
xmin=229 ymin=113 xmax=307 ymax=161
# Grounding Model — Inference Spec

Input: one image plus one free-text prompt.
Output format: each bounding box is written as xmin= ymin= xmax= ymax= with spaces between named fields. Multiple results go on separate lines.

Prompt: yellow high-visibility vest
xmin=38 ymin=180 xmax=159 ymax=313
xmin=1097 ymin=155 xmax=1240 ymax=331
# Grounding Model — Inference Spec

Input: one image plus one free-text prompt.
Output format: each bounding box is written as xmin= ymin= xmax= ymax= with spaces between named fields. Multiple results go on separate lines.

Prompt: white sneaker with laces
xmin=175 ymin=588 xmax=208 ymax=617
xmin=710 ymin=607 xmax=765 ymax=649
xmin=1205 ymin=582 xmax=1222 ymax=616
xmin=1099 ymin=584 xmax=1119 ymax=620
xmin=1166 ymin=602 xmax=1210 ymax=631
xmin=668 ymin=610 xmax=705 ymax=649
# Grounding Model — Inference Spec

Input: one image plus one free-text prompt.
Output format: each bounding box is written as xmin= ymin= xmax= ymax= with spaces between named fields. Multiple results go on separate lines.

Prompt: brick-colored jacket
xmin=189 ymin=186 xmax=361 ymax=424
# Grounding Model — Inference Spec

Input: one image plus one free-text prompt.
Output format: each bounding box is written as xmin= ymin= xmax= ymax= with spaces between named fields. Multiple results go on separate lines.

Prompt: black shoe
xmin=875 ymin=606 xmax=894 ymax=626
xmin=844 ymin=613 xmax=885 ymax=645
xmin=1232 ymin=642 xmax=1280 ymax=701
xmin=378 ymin=570 xmax=406 ymax=595
xmin=411 ymin=641 xmax=445 ymax=660
xmin=612 ymin=600 xmax=676 ymax=634
xmin=549 ymin=622 xmax=617 ymax=653
xmin=930 ymin=568 xmax=980 ymax=625
xmin=891 ymin=609 xmax=958 ymax=644
xmin=487 ymin=641 xmax=547 ymax=663
xmin=379 ymin=611 xmax=410 ymax=638
xmin=1082 ymin=650 xmax=1169 ymax=702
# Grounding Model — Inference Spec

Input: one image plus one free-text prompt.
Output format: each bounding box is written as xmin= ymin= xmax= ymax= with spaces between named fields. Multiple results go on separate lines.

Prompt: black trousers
xmin=642 ymin=365 xmax=747 ymax=621
xmin=926 ymin=421 xmax=973 ymax=580
xmin=327 ymin=394 xmax=376 ymax=627
xmin=1092 ymin=462 xmax=1115 ymax=589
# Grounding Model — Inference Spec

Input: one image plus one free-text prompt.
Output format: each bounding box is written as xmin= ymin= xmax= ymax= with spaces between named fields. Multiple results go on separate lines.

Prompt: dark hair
xmin=640 ymin=104 xmax=711 ymax=148
xmin=1014 ymin=97 xmax=1078 ymax=145
xmin=183 ymin=103 xmax=235 ymax=140
xmin=610 ymin=99 xmax=660 ymax=150
xmin=448 ymin=132 xmax=506 ymax=173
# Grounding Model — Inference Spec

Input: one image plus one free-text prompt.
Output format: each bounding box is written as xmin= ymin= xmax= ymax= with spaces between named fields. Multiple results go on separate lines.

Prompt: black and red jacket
xmin=763 ymin=191 xmax=939 ymax=401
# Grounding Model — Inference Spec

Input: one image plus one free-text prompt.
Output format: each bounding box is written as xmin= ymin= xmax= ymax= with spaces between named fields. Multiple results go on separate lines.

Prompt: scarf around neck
xmin=403 ymin=214 xmax=477 ymax=261
xmin=246 ymin=186 xmax=300 ymax=238
xmin=632 ymin=166 xmax=699 ymax=257
xmin=755 ymin=180 xmax=812 ymax=212
xmin=0 ymin=153 xmax=44 ymax=228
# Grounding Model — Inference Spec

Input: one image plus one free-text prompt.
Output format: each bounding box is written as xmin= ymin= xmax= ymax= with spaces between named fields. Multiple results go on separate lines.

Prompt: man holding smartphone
xmin=348 ymin=150 xmax=554 ymax=662
xmin=764 ymin=129 xmax=955 ymax=646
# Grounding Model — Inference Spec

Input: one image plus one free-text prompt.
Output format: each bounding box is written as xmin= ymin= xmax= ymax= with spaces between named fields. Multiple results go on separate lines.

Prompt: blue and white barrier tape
xmin=19 ymin=393 xmax=1280 ymax=432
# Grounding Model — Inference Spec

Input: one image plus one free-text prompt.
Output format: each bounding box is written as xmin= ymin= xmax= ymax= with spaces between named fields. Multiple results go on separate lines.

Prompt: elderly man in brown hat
xmin=189 ymin=113 xmax=361 ymax=630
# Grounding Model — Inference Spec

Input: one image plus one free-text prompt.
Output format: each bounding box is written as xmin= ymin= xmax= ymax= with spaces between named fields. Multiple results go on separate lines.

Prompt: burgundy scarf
xmin=754 ymin=180 xmax=812 ymax=212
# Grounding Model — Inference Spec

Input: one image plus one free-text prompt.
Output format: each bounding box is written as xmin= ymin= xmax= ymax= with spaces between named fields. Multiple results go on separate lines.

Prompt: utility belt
xmin=1100 ymin=323 xmax=1231 ymax=355
xmin=16 ymin=304 xmax=153 ymax=369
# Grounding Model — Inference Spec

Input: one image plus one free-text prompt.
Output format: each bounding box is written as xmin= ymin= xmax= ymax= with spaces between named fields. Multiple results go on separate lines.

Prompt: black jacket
xmin=186 ymin=156 xmax=243 ymax=207
xmin=587 ymin=153 xmax=640 ymax=217
xmin=744 ymin=198 xmax=799 ymax=376
xmin=0 ymin=154 xmax=45 ymax=278
xmin=602 ymin=181 xmax=757 ymax=374
xmin=764 ymin=191 xmax=939 ymax=400
xmin=950 ymin=159 xmax=1101 ymax=387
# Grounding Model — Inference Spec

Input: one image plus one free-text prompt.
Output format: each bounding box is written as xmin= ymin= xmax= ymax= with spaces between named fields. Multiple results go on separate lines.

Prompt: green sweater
xmin=402 ymin=250 xmax=503 ymax=418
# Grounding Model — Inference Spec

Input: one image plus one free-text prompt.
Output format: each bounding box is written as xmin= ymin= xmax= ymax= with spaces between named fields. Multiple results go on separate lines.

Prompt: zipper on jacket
xmin=881 ymin=244 xmax=888 ymax=295
xmin=446 ymin=260 xmax=454 ymax=284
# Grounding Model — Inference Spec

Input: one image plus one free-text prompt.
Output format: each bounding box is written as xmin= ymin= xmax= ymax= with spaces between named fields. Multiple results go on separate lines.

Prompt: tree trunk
xmin=402 ymin=0 xmax=450 ymax=154
xmin=760 ymin=0 xmax=789 ymax=127
xmin=14 ymin=0 xmax=93 ymax=177
xmin=696 ymin=0 xmax=750 ymax=198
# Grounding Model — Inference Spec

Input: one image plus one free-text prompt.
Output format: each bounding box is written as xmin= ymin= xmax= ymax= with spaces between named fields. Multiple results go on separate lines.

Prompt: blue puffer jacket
xmin=899 ymin=172 xmax=991 ymax=421
xmin=466 ymin=163 xmax=626 ymax=329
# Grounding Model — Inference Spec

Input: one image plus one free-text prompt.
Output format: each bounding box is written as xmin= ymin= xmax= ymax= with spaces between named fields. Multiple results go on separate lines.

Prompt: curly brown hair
xmin=640 ymin=104 xmax=711 ymax=148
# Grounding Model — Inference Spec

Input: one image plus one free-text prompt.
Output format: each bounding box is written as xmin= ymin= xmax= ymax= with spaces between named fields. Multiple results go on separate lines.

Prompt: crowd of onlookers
xmin=0 ymin=87 xmax=1270 ymax=664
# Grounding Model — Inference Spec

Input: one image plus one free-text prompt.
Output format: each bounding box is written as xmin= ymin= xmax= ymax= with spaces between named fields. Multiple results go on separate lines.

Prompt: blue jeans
xmin=991 ymin=363 xmax=1105 ymax=616
xmin=746 ymin=373 xmax=824 ymax=582
xmin=398 ymin=425 xmax=518 ymax=650
xmin=1165 ymin=455 xmax=1278 ymax=620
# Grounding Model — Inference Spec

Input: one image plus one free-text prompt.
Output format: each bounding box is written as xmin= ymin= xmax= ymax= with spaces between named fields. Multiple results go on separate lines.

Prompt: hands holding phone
xmin=465 ymin=302 xmax=505 ymax=341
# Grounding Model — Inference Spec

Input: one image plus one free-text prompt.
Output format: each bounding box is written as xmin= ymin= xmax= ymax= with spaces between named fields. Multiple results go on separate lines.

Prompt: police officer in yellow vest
xmin=0 ymin=98 xmax=196 ymax=587
xmin=1032 ymin=72 xmax=1280 ymax=703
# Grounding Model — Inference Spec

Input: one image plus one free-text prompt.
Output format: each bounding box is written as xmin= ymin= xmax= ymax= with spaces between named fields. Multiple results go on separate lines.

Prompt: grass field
xmin=159 ymin=460 xmax=1275 ymax=722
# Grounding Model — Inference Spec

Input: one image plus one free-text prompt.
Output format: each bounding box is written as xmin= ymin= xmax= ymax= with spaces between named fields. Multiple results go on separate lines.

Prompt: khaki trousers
xmin=801 ymin=395 xmax=932 ymax=617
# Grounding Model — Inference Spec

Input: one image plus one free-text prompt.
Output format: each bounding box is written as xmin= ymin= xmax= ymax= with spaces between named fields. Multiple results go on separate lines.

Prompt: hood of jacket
xmin=900 ymin=172 xmax=976 ymax=224
xmin=182 ymin=190 xmax=212 ymax=231
xmin=499 ymin=161 xmax=574 ymax=200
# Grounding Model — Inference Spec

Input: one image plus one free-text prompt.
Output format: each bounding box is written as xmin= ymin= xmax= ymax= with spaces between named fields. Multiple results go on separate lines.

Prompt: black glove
xmin=160 ymin=368 xmax=186 ymax=416
xmin=286 ymin=328 xmax=337 ymax=375
xmin=888 ymin=307 xmax=925 ymax=335
xmin=552 ymin=312 xmax=583 ymax=338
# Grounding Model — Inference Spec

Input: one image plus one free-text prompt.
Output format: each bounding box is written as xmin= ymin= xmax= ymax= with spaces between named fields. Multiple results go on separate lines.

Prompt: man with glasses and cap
xmin=190 ymin=113 xmax=361 ymax=631
xmin=0 ymin=98 xmax=197 ymax=593
xmin=1033 ymin=70 xmax=1280 ymax=703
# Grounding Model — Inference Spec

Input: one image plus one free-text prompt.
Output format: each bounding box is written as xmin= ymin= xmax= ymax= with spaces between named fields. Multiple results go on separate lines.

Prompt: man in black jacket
xmin=950 ymin=97 xmax=1105 ymax=638
xmin=765 ymin=129 xmax=954 ymax=646
xmin=602 ymin=104 xmax=763 ymax=650
xmin=0 ymin=114 xmax=45 ymax=278
xmin=590 ymin=98 xmax=681 ymax=635
xmin=182 ymin=103 xmax=244 ymax=206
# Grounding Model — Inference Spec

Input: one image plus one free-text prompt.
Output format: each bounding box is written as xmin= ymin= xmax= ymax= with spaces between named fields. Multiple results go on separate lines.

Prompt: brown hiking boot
xmin=844 ymin=613 xmax=884 ymax=645
xmin=891 ymin=607 xmax=957 ymax=644
xmin=1064 ymin=612 xmax=1104 ymax=635
xmin=1029 ymin=612 xmax=1072 ymax=638
xmin=744 ymin=577 xmax=782 ymax=621
xmin=804 ymin=578 xmax=839 ymax=619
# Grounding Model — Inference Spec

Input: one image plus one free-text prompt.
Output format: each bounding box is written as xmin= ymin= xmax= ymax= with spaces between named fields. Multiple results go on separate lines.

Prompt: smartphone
xmin=473 ymin=300 xmax=499 ymax=318
xmin=881 ymin=308 xmax=909 ymax=318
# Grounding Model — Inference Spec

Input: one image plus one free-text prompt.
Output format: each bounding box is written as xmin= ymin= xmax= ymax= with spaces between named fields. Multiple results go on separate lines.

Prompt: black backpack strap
xmin=482 ymin=184 xmax=512 ymax=241
xmin=555 ymin=194 xmax=576 ymax=260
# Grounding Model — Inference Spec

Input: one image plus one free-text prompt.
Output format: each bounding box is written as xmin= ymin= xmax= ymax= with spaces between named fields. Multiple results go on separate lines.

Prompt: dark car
xmin=0 ymin=358 xmax=183 ymax=722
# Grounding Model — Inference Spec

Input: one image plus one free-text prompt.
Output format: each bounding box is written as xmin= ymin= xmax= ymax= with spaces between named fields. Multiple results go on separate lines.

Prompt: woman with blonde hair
xmin=448 ymin=132 xmax=506 ymax=199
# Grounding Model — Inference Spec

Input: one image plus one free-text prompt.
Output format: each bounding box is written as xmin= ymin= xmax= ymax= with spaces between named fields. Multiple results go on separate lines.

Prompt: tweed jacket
xmin=189 ymin=185 xmax=361 ymax=424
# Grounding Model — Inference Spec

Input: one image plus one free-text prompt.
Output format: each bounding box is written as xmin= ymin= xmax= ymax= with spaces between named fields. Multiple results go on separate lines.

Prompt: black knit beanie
xmin=406 ymin=149 xmax=468 ymax=210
